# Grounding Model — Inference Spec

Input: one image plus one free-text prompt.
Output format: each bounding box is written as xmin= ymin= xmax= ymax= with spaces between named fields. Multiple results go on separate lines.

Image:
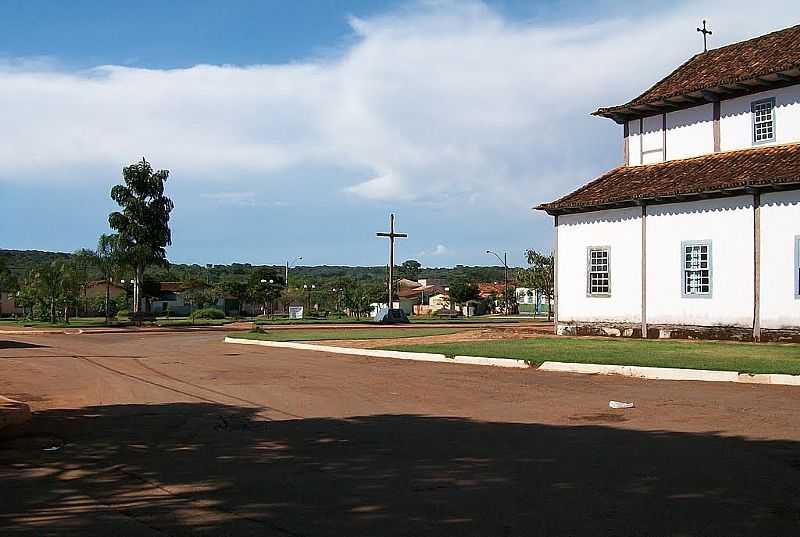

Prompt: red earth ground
xmin=1 ymin=330 xmax=799 ymax=536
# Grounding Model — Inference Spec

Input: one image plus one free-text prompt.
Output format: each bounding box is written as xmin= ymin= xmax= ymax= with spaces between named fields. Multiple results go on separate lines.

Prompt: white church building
xmin=538 ymin=24 xmax=800 ymax=342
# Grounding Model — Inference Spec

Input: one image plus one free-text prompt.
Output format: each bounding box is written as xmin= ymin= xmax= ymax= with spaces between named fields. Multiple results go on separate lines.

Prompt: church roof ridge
xmin=594 ymin=23 xmax=800 ymax=122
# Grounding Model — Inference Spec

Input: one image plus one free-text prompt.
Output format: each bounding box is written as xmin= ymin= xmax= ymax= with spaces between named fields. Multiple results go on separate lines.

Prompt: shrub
xmin=190 ymin=307 xmax=225 ymax=320
xmin=117 ymin=309 xmax=130 ymax=320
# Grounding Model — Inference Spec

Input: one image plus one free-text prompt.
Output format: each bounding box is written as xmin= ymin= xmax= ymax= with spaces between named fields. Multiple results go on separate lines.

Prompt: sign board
xmin=289 ymin=306 xmax=303 ymax=320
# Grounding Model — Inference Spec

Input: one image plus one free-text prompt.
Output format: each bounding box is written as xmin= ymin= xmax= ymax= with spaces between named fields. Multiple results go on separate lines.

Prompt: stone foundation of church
xmin=556 ymin=322 xmax=800 ymax=343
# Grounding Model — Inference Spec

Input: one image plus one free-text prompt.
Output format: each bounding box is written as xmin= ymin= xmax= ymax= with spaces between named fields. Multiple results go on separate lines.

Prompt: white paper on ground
xmin=609 ymin=400 xmax=635 ymax=409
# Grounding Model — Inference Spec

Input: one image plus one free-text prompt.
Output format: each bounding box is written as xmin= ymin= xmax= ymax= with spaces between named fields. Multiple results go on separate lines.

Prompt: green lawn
xmin=229 ymin=328 xmax=463 ymax=342
xmin=253 ymin=315 xmax=529 ymax=326
xmin=156 ymin=318 xmax=233 ymax=327
xmin=380 ymin=337 xmax=800 ymax=375
xmin=409 ymin=316 xmax=527 ymax=324
xmin=0 ymin=317 xmax=128 ymax=329
xmin=0 ymin=316 xmax=236 ymax=329
xmin=255 ymin=316 xmax=373 ymax=326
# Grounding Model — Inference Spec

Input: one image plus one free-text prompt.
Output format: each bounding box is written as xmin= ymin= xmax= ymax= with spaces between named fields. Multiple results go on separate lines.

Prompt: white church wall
xmin=646 ymin=196 xmax=754 ymax=327
xmin=623 ymin=84 xmax=800 ymax=165
xmin=627 ymin=119 xmax=641 ymax=165
xmin=665 ymin=103 xmax=714 ymax=160
xmin=760 ymin=190 xmax=800 ymax=329
xmin=557 ymin=207 xmax=641 ymax=323
xmin=640 ymin=115 xmax=664 ymax=164
xmin=720 ymin=85 xmax=800 ymax=151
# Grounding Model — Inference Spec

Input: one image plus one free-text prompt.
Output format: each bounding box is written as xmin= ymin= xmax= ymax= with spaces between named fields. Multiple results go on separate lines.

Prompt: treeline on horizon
xmin=0 ymin=249 xmax=513 ymax=285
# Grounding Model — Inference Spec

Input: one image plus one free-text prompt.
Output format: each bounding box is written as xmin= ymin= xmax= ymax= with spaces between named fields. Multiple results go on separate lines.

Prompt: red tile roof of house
xmin=595 ymin=24 xmax=800 ymax=121
xmin=160 ymin=282 xmax=185 ymax=292
xmin=478 ymin=282 xmax=512 ymax=297
xmin=537 ymin=143 xmax=800 ymax=214
xmin=86 ymin=280 xmax=126 ymax=290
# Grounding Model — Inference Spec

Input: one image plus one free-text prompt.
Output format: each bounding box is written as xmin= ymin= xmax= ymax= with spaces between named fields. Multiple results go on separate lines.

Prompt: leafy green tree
xmin=399 ymin=259 xmax=421 ymax=281
xmin=0 ymin=259 xmax=18 ymax=294
xmin=70 ymin=248 xmax=97 ymax=316
xmin=249 ymin=268 xmax=284 ymax=315
xmin=108 ymin=158 xmax=174 ymax=313
xmin=518 ymin=249 xmax=554 ymax=320
xmin=448 ymin=278 xmax=480 ymax=309
xmin=343 ymin=281 xmax=383 ymax=318
xmin=219 ymin=279 xmax=249 ymax=317
xmin=181 ymin=278 xmax=214 ymax=312
xmin=15 ymin=270 xmax=38 ymax=318
xmin=92 ymin=234 xmax=125 ymax=324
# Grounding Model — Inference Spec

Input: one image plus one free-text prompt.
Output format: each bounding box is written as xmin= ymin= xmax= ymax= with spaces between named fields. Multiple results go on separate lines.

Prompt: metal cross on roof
xmin=376 ymin=213 xmax=407 ymax=309
xmin=697 ymin=20 xmax=712 ymax=53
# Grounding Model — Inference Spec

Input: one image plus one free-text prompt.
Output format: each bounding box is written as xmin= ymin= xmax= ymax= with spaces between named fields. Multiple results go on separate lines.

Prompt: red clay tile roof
xmin=537 ymin=143 xmax=800 ymax=213
xmin=160 ymin=282 xmax=185 ymax=292
xmin=595 ymin=24 xmax=800 ymax=118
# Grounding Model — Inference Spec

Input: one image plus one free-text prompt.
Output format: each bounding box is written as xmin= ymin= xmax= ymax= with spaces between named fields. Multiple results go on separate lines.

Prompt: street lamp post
xmin=486 ymin=250 xmax=509 ymax=315
xmin=303 ymin=284 xmax=315 ymax=313
xmin=259 ymin=279 xmax=274 ymax=315
xmin=285 ymin=256 xmax=303 ymax=289
xmin=120 ymin=278 xmax=139 ymax=321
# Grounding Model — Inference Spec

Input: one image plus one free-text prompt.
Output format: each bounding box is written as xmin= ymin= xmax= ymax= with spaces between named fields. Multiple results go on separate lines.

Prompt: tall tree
xmin=399 ymin=259 xmax=421 ymax=281
xmin=448 ymin=277 xmax=480 ymax=310
xmin=93 ymin=234 xmax=124 ymax=324
xmin=70 ymin=248 xmax=97 ymax=316
xmin=108 ymin=158 xmax=174 ymax=313
xmin=249 ymin=268 xmax=284 ymax=315
xmin=519 ymin=249 xmax=555 ymax=320
xmin=32 ymin=261 xmax=68 ymax=323
xmin=219 ymin=279 xmax=249 ymax=317
xmin=0 ymin=258 xmax=18 ymax=294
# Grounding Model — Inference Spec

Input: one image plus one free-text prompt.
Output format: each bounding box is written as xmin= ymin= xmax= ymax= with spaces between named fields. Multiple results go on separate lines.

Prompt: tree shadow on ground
xmin=0 ymin=340 xmax=47 ymax=349
xmin=1 ymin=403 xmax=799 ymax=536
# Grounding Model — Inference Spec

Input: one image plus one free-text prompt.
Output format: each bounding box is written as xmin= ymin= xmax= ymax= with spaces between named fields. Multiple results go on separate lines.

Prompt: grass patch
xmin=156 ymin=318 xmax=233 ymax=327
xmin=409 ymin=316 xmax=526 ymax=324
xmin=380 ymin=337 xmax=800 ymax=375
xmin=253 ymin=315 xmax=531 ymax=326
xmin=255 ymin=317 xmax=373 ymax=325
xmin=0 ymin=317 xmax=130 ymax=329
xmin=229 ymin=328 xmax=463 ymax=342
xmin=0 ymin=316 xmax=237 ymax=329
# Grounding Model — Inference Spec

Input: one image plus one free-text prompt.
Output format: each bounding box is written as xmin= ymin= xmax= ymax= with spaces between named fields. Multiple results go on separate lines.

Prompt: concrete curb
xmin=224 ymin=337 xmax=530 ymax=369
xmin=540 ymin=361 xmax=800 ymax=387
xmin=0 ymin=395 xmax=32 ymax=430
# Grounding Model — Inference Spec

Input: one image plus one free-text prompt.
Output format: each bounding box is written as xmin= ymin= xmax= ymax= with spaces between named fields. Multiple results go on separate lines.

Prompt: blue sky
xmin=1 ymin=0 xmax=798 ymax=267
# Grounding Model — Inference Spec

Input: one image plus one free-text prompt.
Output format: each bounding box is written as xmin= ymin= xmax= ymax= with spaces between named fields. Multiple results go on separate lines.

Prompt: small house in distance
xmin=537 ymin=24 xmax=800 ymax=342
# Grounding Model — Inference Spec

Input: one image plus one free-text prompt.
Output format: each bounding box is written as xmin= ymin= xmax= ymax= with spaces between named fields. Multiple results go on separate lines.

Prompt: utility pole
xmin=376 ymin=214 xmax=407 ymax=309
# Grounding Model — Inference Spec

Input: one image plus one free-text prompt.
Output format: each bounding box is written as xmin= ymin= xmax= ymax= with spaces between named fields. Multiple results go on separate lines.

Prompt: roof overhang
xmin=594 ymin=68 xmax=800 ymax=124
xmin=535 ymin=181 xmax=800 ymax=216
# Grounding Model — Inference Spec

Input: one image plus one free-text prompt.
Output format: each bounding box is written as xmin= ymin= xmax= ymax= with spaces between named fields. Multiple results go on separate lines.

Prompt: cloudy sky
xmin=1 ymin=0 xmax=798 ymax=267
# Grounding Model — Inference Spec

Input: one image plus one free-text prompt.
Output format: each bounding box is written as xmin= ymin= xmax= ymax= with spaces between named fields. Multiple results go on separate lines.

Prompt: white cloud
xmin=418 ymin=244 xmax=451 ymax=258
xmin=1 ymin=0 xmax=799 ymax=212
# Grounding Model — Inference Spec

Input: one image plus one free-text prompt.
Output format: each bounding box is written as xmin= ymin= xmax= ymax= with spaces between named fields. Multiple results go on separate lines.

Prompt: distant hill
xmin=0 ymin=249 xmax=513 ymax=284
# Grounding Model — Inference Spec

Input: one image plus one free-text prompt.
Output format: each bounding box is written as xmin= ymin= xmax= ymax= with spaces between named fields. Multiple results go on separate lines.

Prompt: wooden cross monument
xmin=376 ymin=213 xmax=407 ymax=308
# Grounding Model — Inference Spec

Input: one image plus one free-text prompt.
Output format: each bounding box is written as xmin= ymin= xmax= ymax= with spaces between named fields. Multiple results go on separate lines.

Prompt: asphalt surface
xmin=1 ymin=332 xmax=800 ymax=536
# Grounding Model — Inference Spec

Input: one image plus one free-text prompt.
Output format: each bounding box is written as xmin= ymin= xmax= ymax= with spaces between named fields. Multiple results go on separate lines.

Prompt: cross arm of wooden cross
xmin=376 ymin=232 xmax=408 ymax=238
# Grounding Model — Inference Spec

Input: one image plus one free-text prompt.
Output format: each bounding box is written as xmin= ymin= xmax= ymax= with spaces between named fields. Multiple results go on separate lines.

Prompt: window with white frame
xmin=587 ymin=247 xmax=610 ymax=295
xmin=752 ymin=98 xmax=775 ymax=144
xmin=682 ymin=241 xmax=712 ymax=296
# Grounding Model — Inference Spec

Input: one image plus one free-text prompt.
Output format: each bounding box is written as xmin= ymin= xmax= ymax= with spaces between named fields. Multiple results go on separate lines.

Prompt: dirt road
xmin=1 ymin=332 xmax=799 ymax=536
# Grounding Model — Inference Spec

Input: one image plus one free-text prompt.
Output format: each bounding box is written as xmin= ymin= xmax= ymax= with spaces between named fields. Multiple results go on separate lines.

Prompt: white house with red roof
xmin=538 ymin=24 xmax=800 ymax=342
